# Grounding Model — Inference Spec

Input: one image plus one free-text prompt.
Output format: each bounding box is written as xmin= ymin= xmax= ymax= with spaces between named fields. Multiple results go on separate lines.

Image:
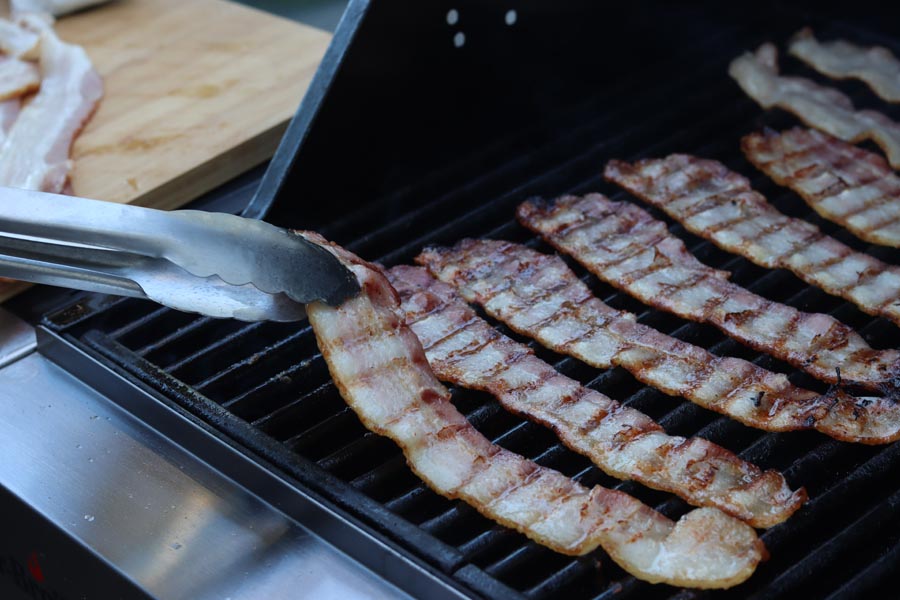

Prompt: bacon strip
xmin=789 ymin=28 xmax=900 ymax=103
xmin=0 ymin=18 xmax=40 ymax=59
xmin=0 ymin=55 xmax=39 ymax=101
xmin=605 ymin=154 xmax=900 ymax=329
xmin=12 ymin=1 xmax=113 ymax=17
xmin=743 ymin=127 xmax=900 ymax=248
xmin=517 ymin=194 xmax=900 ymax=391
xmin=0 ymin=17 xmax=102 ymax=193
xmin=301 ymin=232 xmax=764 ymax=588
xmin=729 ymin=43 xmax=900 ymax=169
xmin=389 ymin=264 xmax=805 ymax=526
xmin=0 ymin=99 xmax=20 ymax=145
xmin=416 ymin=240 xmax=900 ymax=445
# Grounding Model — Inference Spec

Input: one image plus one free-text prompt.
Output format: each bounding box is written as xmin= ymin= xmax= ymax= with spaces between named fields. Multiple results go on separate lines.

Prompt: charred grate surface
xmin=43 ymin=18 xmax=900 ymax=600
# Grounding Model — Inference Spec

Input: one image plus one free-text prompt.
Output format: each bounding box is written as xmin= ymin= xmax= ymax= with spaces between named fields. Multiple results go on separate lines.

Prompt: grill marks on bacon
xmin=300 ymin=232 xmax=764 ymax=589
xmin=743 ymin=127 xmax=900 ymax=248
xmin=517 ymin=194 xmax=900 ymax=391
xmin=729 ymin=42 xmax=900 ymax=169
xmin=604 ymin=154 xmax=900 ymax=329
xmin=789 ymin=28 xmax=900 ymax=103
xmin=415 ymin=240 xmax=900 ymax=445
xmin=388 ymin=264 xmax=805 ymax=527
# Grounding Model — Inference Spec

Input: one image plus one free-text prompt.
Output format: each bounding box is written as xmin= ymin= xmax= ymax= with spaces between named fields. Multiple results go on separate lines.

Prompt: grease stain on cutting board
xmin=175 ymin=79 xmax=239 ymax=99
xmin=206 ymin=41 xmax=252 ymax=53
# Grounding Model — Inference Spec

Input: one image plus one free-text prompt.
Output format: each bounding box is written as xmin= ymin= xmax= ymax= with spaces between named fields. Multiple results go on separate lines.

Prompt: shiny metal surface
xmin=0 ymin=352 xmax=409 ymax=600
xmin=0 ymin=236 xmax=310 ymax=323
xmin=0 ymin=188 xmax=359 ymax=320
xmin=0 ymin=307 xmax=35 ymax=368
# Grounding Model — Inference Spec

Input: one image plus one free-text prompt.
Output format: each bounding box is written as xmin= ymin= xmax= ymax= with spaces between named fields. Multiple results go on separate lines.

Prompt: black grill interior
xmin=39 ymin=11 xmax=900 ymax=600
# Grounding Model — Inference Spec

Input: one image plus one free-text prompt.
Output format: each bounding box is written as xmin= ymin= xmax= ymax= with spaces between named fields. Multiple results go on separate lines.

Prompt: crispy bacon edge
xmin=300 ymin=231 xmax=765 ymax=588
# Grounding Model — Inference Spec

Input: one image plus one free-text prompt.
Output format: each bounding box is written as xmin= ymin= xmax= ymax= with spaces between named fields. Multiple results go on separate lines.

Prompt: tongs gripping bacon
xmin=301 ymin=232 xmax=764 ymax=588
xmin=743 ymin=127 xmax=900 ymax=249
xmin=604 ymin=154 xmax=900 ymax=328
xmin=516 ymin=194 xmax=900 ymax=391
xmin=414 ymin=239 xmax=900 ymax=445
xmin=389 ymin=263 xmax=805 ymax=526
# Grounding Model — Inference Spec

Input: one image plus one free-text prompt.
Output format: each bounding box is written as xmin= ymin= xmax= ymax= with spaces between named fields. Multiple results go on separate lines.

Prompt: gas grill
xmin=3 ymin=1 xmax=900 ymax=598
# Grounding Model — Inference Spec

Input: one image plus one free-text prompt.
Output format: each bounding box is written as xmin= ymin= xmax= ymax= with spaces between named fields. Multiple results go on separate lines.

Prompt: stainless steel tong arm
xmin=0 ymin=188 xmax=360 ymax=321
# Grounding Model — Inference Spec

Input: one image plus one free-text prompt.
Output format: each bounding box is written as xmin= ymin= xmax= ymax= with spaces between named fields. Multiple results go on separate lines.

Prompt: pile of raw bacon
xmin=0 ymin=13 xmax=100 ymax=286
xmin=0 ymin=12 xmax=101 ymax=194
xmin=302 ymin=28 xmax=900 ymax=589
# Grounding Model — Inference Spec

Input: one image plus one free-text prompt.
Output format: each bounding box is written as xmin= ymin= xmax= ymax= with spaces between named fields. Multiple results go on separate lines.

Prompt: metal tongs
xmin=0 ymin=187 xmax=360 ymax=321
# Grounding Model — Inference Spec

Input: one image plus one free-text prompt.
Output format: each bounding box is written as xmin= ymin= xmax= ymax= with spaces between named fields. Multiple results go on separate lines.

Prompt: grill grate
xmin=43 ymin=17 xmax=900 ymax=600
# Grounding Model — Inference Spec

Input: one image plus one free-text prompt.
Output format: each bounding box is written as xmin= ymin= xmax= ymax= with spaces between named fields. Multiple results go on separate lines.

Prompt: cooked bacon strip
xmin=389 ymin=264 xmax=805 ymax=526
xmin=517 ymin=194 xmax=900 ymax=391
xmin=0 ymin=18 xmax=102 ymax=192
xmin=743 ymin=127 xmax=900 ymax=248
xmin=789 ymin=28 xmax=900 ymax=103
xmin=0 ymin=55 xmax=39 ymax=101
xmin=729 ymin=43 xmax=900 ymax=169
xmin=416 ymin=240 xmax=900 ymax=445
xmin=301 ymin=232 xmax=764 ymax=588
xmin=605 ymin=154 xmax=900 ymax=330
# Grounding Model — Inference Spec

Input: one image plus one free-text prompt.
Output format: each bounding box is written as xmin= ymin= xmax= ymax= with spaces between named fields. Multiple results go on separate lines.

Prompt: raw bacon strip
xmin=743 ymin=127 xmax=900 ymax=248
xmin=729 ymin=43 xmax=900 ymax=169
xmin=0 ymin=18 xmax=40 ymax=59
xmin=789 ymin=28 xmax=900 ymax=103
xmin=0 ymin=99 xmax=20 ymax=144
xmin=389 ymin=264 xmax=805 ymax=526
xmin=0 ymin=55 xmax=39 ymax=100
xmin=517 ymin=194 xmax=900 ymax=391
xmin=416 ymin=240 xmax=900 ymax=445
xmin=12 ymin=1 xmax=113 ymax=17
xmin=301 ymin=232 xmax=764 ymax=588
xmin=604 ymin=154 xmax=900 ymax=328
xmin=0 ymin=18 xmax=102 ymax=192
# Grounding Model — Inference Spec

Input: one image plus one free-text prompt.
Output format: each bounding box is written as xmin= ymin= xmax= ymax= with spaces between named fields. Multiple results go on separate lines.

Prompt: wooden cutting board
xmin=0 ymin=0 xmax=332 ymax=301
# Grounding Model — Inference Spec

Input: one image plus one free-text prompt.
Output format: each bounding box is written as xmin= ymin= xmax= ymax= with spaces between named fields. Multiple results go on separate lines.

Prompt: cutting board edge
xmin=123 ymin=117 xmax=291 ymax=210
